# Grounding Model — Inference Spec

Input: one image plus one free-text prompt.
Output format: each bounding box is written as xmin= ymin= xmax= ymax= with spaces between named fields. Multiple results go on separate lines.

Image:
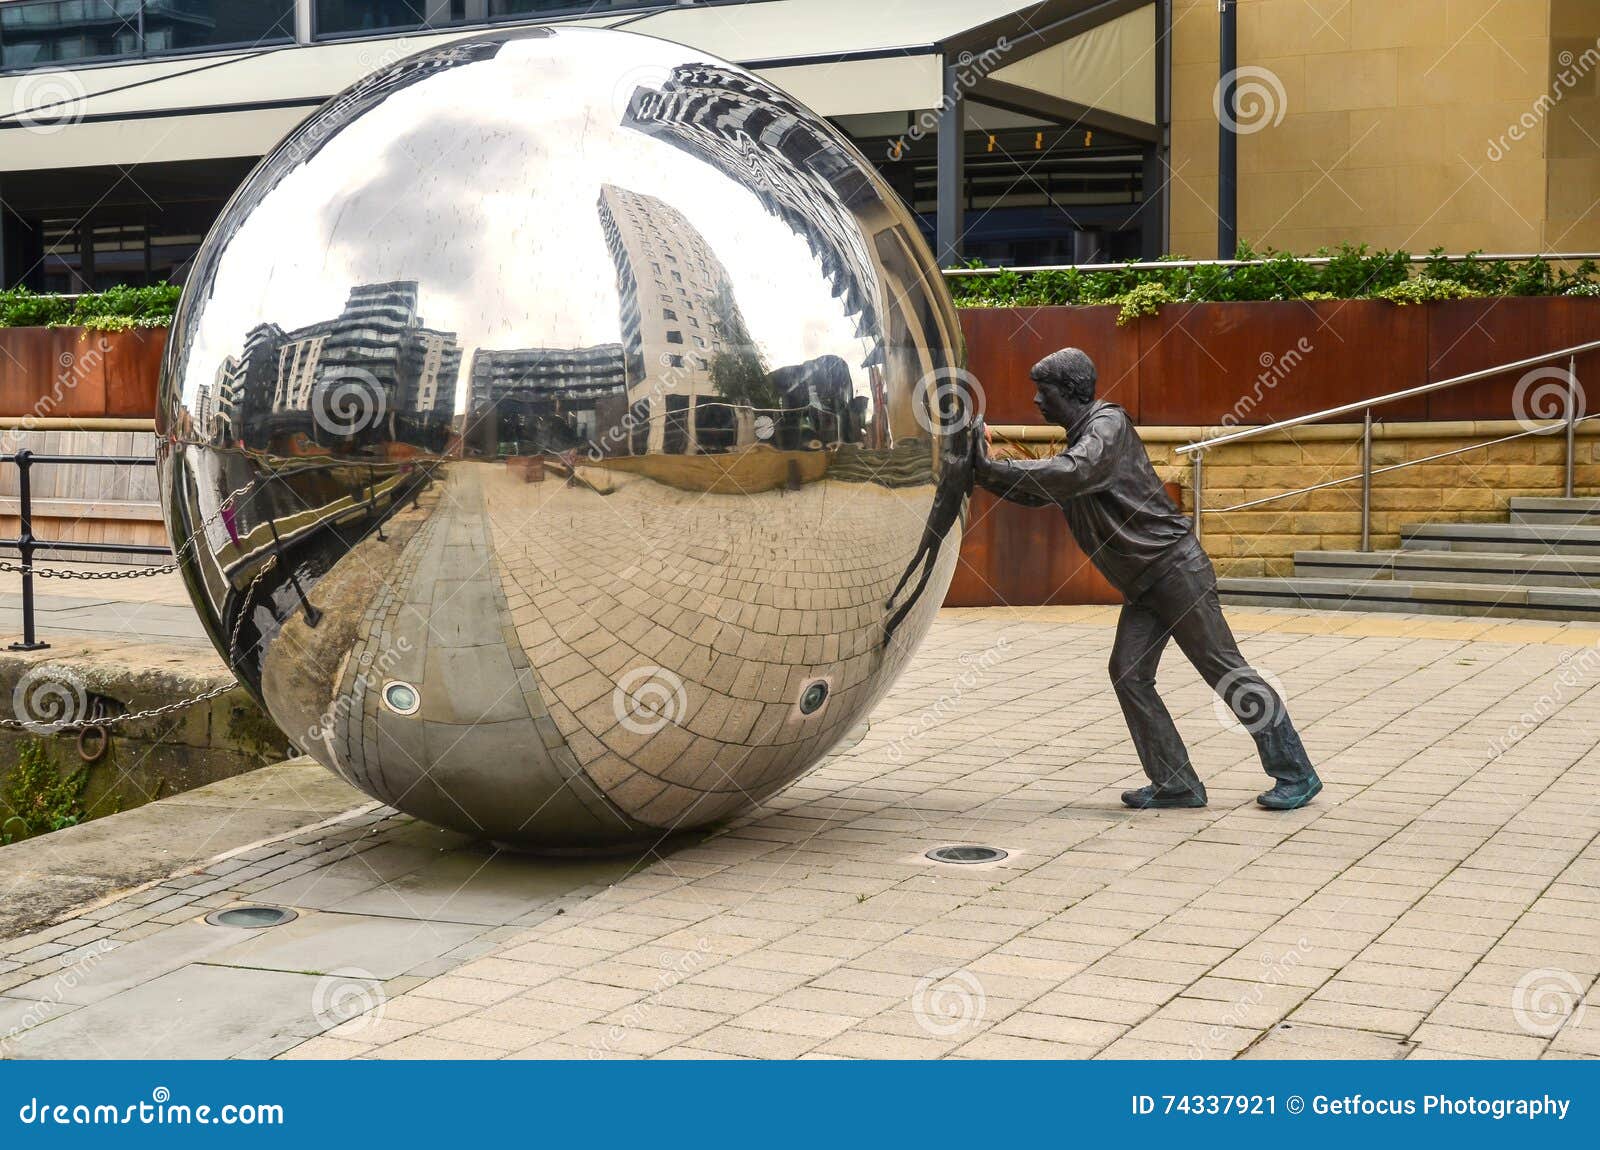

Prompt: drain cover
xmin=926 ymin=845 xmax=1008 ymax=865
xmin=205 ymin=905 xmax=297 ymax=929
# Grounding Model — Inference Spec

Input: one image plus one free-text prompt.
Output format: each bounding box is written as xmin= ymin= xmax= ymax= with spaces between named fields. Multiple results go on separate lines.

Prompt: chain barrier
xmin=1 ymin=548 xmax=278 ymax=735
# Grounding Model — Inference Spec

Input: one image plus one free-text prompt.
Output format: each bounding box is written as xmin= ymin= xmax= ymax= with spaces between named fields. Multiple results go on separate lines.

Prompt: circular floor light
xmin=926 ymin=845 xmax=1009 ymax=865
xmin=205 ymin=905 xmax=298 ymax=929
xmin=798 ymin=680 xmax=830 ymax=715
xmin=382 ymin=680 xmax=421 ymax=715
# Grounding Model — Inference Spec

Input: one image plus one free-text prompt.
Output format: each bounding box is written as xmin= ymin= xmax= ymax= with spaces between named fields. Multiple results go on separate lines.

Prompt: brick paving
xmin=305 ymin=605 xmax=1600 ymax=1060
xmin=4 ymin=605 xmax=1599 ymax=1059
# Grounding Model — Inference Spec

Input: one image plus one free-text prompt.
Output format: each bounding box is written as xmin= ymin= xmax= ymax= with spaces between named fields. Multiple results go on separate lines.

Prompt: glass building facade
xmin=0 ymin=2 xmax=669 ymax=69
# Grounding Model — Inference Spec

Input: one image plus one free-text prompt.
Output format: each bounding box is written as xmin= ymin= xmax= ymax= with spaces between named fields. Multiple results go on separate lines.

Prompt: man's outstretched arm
xmin=972 ymin=415 xmax=1117 ymax=507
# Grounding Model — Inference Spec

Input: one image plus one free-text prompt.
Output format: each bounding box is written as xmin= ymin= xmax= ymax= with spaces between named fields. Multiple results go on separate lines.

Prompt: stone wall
xmin=1168 ymin=0 xmax=1587 ymax=255
xmin=995 ymin=420 xmax=1600 ymax=579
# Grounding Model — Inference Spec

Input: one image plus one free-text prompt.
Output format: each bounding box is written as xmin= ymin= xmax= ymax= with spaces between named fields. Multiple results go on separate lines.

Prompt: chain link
xmin=1 ymin=552 xmax=278 ymax=734
xmin=0 ymin=680 xmax=239 ymax=733
xmin=0 ymin=559 xmax=177 ymax=580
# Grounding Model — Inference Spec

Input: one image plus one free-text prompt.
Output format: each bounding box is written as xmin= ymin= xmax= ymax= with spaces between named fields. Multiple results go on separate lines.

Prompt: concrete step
xmin=1218 ymin=575 xmax=1600 ymax=621
xmin=1509 ymin=495 xmax=1600 ymax=526
xmin=1294 ymin=548 xmax=1600 ymax=589
xmin=1400 ymin=521 xmax=1600 ymax=555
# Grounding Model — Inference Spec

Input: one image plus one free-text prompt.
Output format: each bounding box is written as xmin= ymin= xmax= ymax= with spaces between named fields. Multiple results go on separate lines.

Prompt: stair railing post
xmin=1565 ymin=354 xmax=1577 ymax=499
xmin=9 ymin=449 xmax=48 ymax=652
xmin=1360 ymin=407 xmax=1373 ymax=553
xmin=1191 ymin=449 xmax=1204 ymax=546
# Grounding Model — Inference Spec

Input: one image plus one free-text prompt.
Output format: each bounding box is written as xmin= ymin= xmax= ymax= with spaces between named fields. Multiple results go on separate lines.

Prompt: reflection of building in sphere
xmin=465 ymin=343 xmax=626 ymax=455
xmin=623 ymin=61 xmax=959 ymax=442
xmin=625 ymin=64 xmax=880 ymax=353
xmin=204 ymin=281 xmax=461 ymax=454
xmin=598 ymin=183 xmax=745 ymax=455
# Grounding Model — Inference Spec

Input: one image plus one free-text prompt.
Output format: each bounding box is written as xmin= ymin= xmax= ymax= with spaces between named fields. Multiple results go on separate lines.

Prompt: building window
xmin=663 ymin=308 xmax=677 ymax=320
xmin=666 ymin=330 xmax=683 ymax=344
xmin=1 ymin=1 xmax=293 ymax=70
xmin=666 ymin=354 xmax=684 ymax=368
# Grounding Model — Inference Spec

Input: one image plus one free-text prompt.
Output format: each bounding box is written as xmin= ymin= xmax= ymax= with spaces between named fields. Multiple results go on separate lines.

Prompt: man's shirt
xmin=974 ymin=400 xmax=1196 ymax=599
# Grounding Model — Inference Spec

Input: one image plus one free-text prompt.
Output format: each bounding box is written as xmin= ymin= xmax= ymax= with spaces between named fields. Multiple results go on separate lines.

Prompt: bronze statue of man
xmin=972 ymin=347 xmax=1322 ymax=811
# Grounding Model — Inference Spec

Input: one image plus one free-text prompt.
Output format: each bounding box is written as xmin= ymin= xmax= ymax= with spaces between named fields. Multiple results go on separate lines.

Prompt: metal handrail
xmin=1178 ymin=339 xmax=1600 ymax=456
xmin=1180 ymin=341 xmax=1597 ymax=552
xmin=944 ymin=252 xmax=1600 ymax=277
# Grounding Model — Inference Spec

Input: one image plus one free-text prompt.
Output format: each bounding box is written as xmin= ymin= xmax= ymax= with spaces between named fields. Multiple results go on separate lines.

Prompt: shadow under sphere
xmin=156 ymin=26 xmax=968 ymax=847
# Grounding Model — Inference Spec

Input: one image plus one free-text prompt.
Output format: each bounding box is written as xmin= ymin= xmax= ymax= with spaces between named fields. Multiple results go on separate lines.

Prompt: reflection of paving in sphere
xmin=157 ymin=28 xmax=965 ymax=846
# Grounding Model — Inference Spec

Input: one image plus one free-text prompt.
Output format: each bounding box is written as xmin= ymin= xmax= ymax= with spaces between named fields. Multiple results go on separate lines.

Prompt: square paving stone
xmin=208 ymin=911 xmax=484 ymax=979
xmin=2 ymin=965 xmax=355 ymax=1060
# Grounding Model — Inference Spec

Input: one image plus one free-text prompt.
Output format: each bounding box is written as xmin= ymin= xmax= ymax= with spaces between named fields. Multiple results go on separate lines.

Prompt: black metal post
xmin=1144 ymin=0 xmax=1173 ymax=260
xmin=9 ymin=449 xmax=48 ymax=651
xmin=1218 ymin=0 xmax=1239 ymax=259
xmin=265 ymin=515 xmax=322 ymax=628
xmin=936 ymin=56 xmax=966 ymax=267
xmin=368 ymin=467 xmax=387 ymax=542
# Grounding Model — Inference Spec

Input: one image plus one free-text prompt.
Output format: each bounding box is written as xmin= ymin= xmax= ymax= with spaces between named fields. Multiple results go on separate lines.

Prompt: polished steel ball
xmin=157 ymin=27 xmax=967 ymax=847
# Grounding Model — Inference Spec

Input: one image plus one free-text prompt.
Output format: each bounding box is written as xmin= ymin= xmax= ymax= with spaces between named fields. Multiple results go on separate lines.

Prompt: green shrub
xmin=1112 ymin=282 xmax=1175 ymax=325
xmin=1374 ymin=277 xmax=1481 ymax=305
xmin=947 ymin=243 xmax=1599 ymax=319
xmin=0 ymin=740 xmax=88 ymax=843
xmin=0 ymin=283 xmax=181 ymax=330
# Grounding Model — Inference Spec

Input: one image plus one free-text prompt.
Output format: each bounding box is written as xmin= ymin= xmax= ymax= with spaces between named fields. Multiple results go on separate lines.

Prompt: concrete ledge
xmin=0 ymin=757 xmax=368 ymax=939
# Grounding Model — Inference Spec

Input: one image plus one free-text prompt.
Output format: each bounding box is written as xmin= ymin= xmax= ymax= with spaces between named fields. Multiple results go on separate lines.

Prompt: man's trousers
xmin=1109 ymin=543 xmax=1315 ymax=798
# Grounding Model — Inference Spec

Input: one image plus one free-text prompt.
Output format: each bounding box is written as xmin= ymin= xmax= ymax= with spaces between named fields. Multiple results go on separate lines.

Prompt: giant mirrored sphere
xmin=157 ymin=26 xmax=968 ymax=847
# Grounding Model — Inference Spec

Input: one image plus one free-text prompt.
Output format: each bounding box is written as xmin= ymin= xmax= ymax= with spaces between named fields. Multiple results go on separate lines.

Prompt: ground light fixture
xmin=926 ymin=845 xmax=1009 ymax=864
xmin=204 ymin=906 xmax=298 ymax=929
xmin=381 ymin=680 xmax=421 ymax=716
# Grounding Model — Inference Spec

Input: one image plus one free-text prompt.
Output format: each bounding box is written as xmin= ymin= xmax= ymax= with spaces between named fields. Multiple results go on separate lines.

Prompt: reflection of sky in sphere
xmin=185 ymin=31 xmax=875 ymax=417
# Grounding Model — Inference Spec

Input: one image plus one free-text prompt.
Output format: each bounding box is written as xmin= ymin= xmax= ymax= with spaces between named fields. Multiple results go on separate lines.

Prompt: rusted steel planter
xmin=0 ymin=326 xmax=167 ymax=420
xmin=951 ymin=297 xmax=1600 ymax=606
xmin=959 ymin=296 xmax=1600 ymax=429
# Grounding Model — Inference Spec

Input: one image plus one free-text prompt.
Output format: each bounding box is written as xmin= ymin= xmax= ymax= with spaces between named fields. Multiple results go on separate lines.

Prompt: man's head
xmin=1030 ymin=347 xmax=1097 ymax=427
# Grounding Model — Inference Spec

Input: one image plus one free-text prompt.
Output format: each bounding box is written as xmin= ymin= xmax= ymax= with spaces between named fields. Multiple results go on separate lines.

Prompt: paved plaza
xmin=2 ymin=603 xmax=1599 ymax=1059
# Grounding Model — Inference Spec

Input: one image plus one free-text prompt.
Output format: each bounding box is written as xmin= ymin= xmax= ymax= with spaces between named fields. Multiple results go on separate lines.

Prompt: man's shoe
xmin=1257 ymin=774 xmax=1322 ymax=810
xmin=1121 ymin=784 xmax=1207 ymax=810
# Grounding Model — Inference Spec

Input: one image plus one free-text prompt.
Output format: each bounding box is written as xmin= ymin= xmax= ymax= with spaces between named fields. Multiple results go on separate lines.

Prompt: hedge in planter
xmin=948 ymin=244 xmax=1600 ymax=325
